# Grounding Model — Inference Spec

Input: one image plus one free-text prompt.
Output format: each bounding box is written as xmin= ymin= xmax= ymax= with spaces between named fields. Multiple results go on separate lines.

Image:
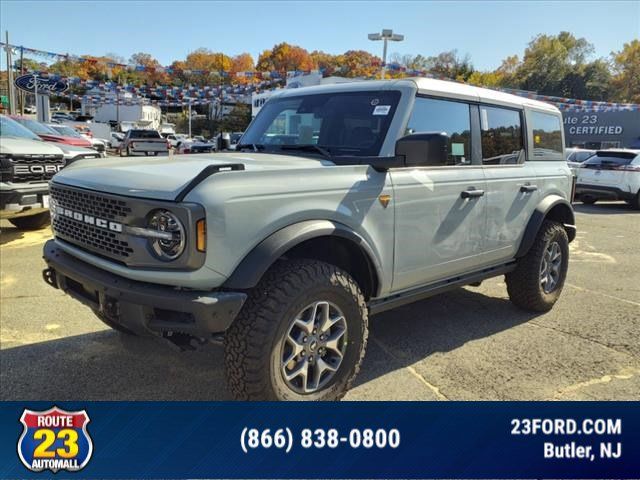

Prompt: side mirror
xmin=395 ymin=132 xmax=449 ymax=167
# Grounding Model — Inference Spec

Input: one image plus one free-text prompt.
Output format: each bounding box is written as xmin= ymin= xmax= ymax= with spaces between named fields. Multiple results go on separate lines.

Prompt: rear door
xmin=577 ymin=155 xmax=604 ymax=186
xmin=480 ymin=105 xmax=541 ymax=264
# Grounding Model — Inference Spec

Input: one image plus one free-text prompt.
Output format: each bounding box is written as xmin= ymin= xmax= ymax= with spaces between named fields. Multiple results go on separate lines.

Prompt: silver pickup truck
xmin=119 ymin=129 xmax=169 ymax=156
xmin=42 ymin=78 xmax=576 ymax=400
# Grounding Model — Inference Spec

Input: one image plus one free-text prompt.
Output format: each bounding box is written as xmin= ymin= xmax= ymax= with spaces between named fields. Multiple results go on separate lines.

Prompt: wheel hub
xmin=540 ymin=241 xmax=562 ymax=294
xmin=279 ymin=300 xmax=348 ymax=394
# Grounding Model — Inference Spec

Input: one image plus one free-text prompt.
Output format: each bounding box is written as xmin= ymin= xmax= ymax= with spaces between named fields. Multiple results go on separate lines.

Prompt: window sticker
xmin=373 ymin=105 xmax=391 ymax=116
xmin=451 ymin=143 xmax=465 ymax=156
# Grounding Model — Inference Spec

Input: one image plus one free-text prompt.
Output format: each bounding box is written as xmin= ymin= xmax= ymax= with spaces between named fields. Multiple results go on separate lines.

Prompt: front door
xmin=391 ymin=167 xmax=488 ymax=290
xmin=390 ymin=96 xmax=487 ymax=291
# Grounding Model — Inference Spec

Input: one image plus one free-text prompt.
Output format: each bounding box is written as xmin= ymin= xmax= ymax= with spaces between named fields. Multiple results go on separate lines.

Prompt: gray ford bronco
xmin=42 ymin=78 xmax=576 ymax=400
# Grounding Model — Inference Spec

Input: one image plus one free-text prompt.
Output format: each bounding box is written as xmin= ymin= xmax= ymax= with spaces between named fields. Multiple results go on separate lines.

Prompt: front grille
xmin=0 ymin=154 xmax=65 ymax=182
xmin=50 ymin=184 xmax=135 ymax=261
xmin=52 ymin=215 xmax=133 ymax=259
xmin=50 ymin=184 xmax=132 ymax=221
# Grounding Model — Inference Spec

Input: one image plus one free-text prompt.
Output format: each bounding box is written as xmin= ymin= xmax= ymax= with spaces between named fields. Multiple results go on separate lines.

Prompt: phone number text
xmin=240 ymin=427 xmax=400 ymax=453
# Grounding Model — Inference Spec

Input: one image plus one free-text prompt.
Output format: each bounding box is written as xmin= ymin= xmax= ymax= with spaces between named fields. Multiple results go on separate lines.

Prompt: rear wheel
xmin=506 ymin=220 xmax=569 ymax=312
xmin=9 ymin=212 xmax=50 ymax=230
xmin=630 ymin=191 xmax=640 ymax=210
xmin=224 ymin=259 xmax=368 ymax=400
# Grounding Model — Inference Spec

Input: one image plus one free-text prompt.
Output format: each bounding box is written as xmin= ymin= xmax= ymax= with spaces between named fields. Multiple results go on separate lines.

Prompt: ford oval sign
xmin=14 ymin=74 xmax=69 ymax=95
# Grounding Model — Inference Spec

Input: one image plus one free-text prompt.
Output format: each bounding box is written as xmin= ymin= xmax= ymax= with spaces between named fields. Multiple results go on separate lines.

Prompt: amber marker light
xmin=196 ymin=219 xmax=207 ymax=252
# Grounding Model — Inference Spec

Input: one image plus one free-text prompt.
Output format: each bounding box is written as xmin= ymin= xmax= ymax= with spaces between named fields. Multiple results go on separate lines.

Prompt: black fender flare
xmin=516 ymin=195 xmax=576 ymax=258
xmin=223 ymin=220 xmax=383 ymax=295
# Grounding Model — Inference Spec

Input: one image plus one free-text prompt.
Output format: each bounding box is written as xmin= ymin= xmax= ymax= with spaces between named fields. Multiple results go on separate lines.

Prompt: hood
xmin=39 ymin=134 xmax=93 ymax=148
xmin=0 ymin=136 xmax=65 ymax=156
xmin=53 ymin=152 xmax=334 ymax=200
xmin=56 ymin=143 xmax=102 ymax=157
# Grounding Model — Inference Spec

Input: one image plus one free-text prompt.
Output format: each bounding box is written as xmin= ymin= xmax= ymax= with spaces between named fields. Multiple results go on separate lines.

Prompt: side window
xmin=406 ymin=97 xmax=472 ymax=166
xmin=581 ymin=156 xmax=602 ymax=169
xmin=480 ymin=106 xmax=524 ymax=165
xmin=531 ymin=111 xmax=563 ymax=160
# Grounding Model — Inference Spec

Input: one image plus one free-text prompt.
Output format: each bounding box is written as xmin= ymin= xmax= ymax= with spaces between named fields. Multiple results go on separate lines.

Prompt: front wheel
xmin=506 ymin=220 xmax=569 ymax=312
xmin=630 ymin=191 xmax=640 ymax=210
xmin=224 ymin=259 xmax=368 ymax=400
xmin=9 ymin=212 xmax=50 ymax=230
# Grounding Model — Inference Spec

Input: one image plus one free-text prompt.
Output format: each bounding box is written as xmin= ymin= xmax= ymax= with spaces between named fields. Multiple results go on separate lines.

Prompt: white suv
xmin=576 ymin=149 xmax=640 ymax=209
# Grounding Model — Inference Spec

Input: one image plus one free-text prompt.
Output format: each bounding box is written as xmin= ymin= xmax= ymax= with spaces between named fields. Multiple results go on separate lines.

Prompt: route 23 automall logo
xmin=18 ymin=406 xmax=93 ymax=473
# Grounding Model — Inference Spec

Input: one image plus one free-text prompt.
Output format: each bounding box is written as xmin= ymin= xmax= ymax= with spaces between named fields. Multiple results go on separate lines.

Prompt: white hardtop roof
xmin=410 ymin=77 xmax=559 ymax=112
xmin=273 ymin=77 xmax=560 ymax=113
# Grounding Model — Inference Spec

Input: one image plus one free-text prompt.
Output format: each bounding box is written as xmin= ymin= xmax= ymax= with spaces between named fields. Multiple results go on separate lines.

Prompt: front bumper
xmin=42 ymin=239 xmax=247 ymax=339
xmin=0 ymin=183 xmax=50 ymax=219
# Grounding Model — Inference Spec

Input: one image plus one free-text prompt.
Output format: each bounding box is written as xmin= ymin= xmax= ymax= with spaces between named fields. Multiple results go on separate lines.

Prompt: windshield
xmin=0 ymin=115 xmax=42 ymax=140
xmin=51 ymin=125 xmax=83 ymax=138
xmin=241 ymin=90 xmax=401 ymax=157
xmin=13 ymin=117 xmax=60 ymax=136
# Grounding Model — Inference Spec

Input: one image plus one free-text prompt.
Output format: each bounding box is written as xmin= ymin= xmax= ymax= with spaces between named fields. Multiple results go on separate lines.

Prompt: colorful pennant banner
xmin=3 ymin=42 xmax=638 ymax=112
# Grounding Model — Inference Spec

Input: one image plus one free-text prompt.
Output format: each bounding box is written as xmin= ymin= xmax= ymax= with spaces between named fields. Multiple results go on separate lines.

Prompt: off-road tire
xmin=92 ymin=310 xmax=138 ymax=335
xmin=506 ymin=220 xmax=569 ymax=312
xmin=224 ymin=259 xmax=368 ymax=401
xmin=9 ymin=212 xmax=50 ymax=230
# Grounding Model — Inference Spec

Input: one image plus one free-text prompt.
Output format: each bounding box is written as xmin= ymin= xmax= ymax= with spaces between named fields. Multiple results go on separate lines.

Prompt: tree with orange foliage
xmin=230 ymin=53 xmax=256 ymax=84
xmin=340 ymin=50 xmax=381 ymax=78
xmin=257 ymin=43 xmax=315 ymax=74
xmin=310 ymin=51 xmax=341 ymax=76
xmin=172 ymin=48 xmax=233 ymax=86
xmin=127 ymin=52 xmax=171 ymax=86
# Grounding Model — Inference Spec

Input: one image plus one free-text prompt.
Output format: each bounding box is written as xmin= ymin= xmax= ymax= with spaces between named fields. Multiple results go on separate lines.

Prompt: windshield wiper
xmin=279 ymin=144 xmax=332 ymax=160
xmin=236 ymin=143 xmax=265 ymax=152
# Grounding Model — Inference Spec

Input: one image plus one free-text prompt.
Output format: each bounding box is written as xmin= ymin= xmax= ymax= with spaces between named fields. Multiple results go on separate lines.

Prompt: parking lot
xmin=1 ymin=202 xmax=638 ymax=401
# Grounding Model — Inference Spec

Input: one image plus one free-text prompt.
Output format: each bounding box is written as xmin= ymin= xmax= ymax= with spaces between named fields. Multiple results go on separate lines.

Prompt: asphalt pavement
xmin=1 ymin=201 xmax=638 ymax=400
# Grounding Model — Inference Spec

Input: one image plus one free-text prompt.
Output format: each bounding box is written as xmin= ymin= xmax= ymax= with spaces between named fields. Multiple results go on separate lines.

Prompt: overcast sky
xmin=1 ymin=1 xmax=638 ymax=71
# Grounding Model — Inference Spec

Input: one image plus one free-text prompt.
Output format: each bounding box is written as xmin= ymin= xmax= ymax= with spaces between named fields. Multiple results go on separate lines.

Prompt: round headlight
xmin=147 ymin=209 xmax=186 ymax=260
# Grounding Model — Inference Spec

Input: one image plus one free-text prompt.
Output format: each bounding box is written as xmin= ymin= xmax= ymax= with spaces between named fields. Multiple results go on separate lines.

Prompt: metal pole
xmin=381 ymin=37 xmax=388 ymax=79
xmin=33 ymin=72 xmax=38 ymax=119
xmin=188 ymin=99 xmax=192 ymax=138
xmin=6 ymin=31 xmax=17 ymax=114
xmin=19 ymin=46 xmax=24 ymax=115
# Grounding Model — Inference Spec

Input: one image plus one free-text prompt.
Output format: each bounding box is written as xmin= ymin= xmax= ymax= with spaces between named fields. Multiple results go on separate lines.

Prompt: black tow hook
xmin=42 ymin=268 xmax=59 ymax=289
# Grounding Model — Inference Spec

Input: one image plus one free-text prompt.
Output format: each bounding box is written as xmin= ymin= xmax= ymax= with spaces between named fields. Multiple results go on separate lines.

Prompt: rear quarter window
xmin=530 ymin=111 xmax=563 ymax=160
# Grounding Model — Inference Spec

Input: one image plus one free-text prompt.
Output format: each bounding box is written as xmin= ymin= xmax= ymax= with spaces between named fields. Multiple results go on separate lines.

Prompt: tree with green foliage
xmin=611 ymin=40 xmax=640 ymax=103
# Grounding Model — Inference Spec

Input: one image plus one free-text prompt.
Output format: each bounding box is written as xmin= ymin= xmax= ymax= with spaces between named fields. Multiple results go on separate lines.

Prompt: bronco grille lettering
xmin=55 ymin=206 xmax=123 ymax=233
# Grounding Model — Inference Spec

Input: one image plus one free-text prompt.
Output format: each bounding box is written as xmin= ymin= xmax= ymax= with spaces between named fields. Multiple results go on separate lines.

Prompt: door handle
xmin=461 ymin=189 xmax=485 ymax=199
xmin=520 ymin=184 xmax=538 ymax=193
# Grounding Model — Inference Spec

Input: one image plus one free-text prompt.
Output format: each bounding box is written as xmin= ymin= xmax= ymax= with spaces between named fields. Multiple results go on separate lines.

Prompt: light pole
xmin=368 ymin=29 xmax=404 ymax=79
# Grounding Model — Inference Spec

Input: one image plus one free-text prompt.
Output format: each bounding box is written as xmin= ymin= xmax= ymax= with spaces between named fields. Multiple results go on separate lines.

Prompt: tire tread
xmin=224 ymin=259 xmax=368 ymax=401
